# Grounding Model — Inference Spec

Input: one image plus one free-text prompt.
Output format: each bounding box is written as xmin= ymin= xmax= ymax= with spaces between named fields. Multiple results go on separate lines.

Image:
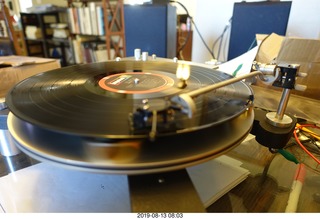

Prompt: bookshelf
xmin=20 ymin=10 xmax=71 ymax=66
xmin=67 ymin=0 xmax=126 ymax=63
xmin=0 ymin=0 xmax=24 ymax=56
xmin=102 ymin=0 xmax=126 ymax=59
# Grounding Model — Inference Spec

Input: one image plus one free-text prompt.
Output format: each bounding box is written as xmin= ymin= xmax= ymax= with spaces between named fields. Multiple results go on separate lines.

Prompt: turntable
xmin=3 ymin=55 xmax=303 ymax=212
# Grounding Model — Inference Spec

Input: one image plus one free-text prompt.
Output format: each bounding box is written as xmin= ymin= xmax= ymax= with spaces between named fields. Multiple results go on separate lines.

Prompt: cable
xmin=297 ymin=123 xmax=320 ymax=156
xmin=170 ymin=0 xmax=190 ymax=15
xmin=211 ymin=17 xmax=232 ymax=61
xmin=169 ymin=0 xmax=193 ymax=59
xmin=0 ymin=203 xmax=5 ymax=213
xmin=176 ymin=26 xmax=191 ymax=59
xmin=247 ymin=37 xmax=257 ymax=51
xmin=278 ymin=149 xmax=299 ymax=164
xmin=170 ymin=0 xmax=215 ymax=59
xmin=222 ymin=21 xmax=231 ymax=61
xmin=298 ymin=124 xmax=320 ymax=141
xmin=294 ymin=124 xmax=320 ymax=165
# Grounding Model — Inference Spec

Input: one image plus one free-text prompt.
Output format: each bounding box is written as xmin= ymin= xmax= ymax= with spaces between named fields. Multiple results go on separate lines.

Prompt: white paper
xmin=187 ymin=155 xmax=249 ymax=207
xmin=217 ymin=46 xmax=259 ymax=77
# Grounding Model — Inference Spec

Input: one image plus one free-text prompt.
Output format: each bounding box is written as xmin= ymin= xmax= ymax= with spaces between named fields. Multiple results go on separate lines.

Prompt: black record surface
xmin=6 ymin=59 xmax=253 ymax=139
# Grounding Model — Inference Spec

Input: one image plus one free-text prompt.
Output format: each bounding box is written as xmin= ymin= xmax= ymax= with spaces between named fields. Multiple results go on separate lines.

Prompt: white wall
xmin=16 ymin=0 xmax=320 ymax=64
xmin=183 ymin=0 xmax=320 ymax=63
xmin=286 ymin=0 xmax=320 ymax=38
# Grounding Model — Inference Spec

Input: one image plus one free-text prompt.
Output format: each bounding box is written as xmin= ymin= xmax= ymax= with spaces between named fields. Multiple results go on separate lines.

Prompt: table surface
xmin=0 ymin=85 xmax=319 ymax=213
xmin=208 ymin=85 xmax=320 ymax=212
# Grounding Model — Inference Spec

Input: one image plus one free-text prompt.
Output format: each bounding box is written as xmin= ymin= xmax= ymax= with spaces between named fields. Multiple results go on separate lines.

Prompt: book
xmin=72 ymin=7 xmax=80 ymax=34
xmin=84 ymin=6 xmax=92 ymax=35
xmin=96 ymin=5 xmax=105 ymax=36
xmin=88 ymin=2 xmax=102 ymax=36
xmin=67 ymin=8 xmax=75 ymax=33
xmin=78 ymin=7 xmax=85 ymax=34
xmin=72 ymin=35 xmax=99 ymax=64
xmin=69 ymin=3 xmax=105 ymax=36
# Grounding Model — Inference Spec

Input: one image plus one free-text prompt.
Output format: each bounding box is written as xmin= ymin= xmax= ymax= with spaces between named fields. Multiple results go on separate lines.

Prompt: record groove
xmin=6 ymin=59 xmax=253 ymax=139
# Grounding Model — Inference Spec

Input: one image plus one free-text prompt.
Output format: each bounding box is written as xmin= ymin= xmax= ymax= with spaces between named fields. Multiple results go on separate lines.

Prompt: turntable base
xmin=8 ymin=108 xmax=253 ymax=174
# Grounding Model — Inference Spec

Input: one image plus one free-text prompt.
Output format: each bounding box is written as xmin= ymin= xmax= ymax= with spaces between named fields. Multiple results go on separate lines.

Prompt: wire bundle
xmin=294 ymin=123 xmax=320 ymax=165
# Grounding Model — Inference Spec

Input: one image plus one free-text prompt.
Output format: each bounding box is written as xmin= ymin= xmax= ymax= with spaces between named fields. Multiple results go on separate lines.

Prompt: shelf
xmin=24 ymin=38 xmax=45 ymax=42
xmin=67 ymin=0 xmax=126 ymax=63
xmin=20 ymin=10 xmax=72 ymax=66
xmin=47 ymin=38 xmax=71 ymax=44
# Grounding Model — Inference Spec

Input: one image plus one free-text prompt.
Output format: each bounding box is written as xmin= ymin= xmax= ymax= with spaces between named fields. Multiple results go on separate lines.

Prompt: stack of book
xmin=51 ymin=23 xmax=69 ymax=39
xmin=67 ymin=2 xmax=106 ymax=36
xmin=72 ymin=35 xmax=115 ymax=64
xmin=25 ymin=26 xmax=43 ymax=39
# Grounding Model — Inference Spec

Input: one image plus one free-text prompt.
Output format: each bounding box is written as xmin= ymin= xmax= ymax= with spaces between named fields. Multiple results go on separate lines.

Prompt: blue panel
xmin=228 ymin=1 xmax=292 ymax=61
xmin=124 ymin=5 xmax=168 ymax=57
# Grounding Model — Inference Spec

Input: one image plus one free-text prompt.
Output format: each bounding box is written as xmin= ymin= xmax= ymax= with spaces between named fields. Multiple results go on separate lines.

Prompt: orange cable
xmin=293 ymin=124 xmax=320 ymax=165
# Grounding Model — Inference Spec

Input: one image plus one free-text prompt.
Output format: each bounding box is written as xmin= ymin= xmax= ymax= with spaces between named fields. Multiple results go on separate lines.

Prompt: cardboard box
xmin=0 ymin=56 xmax=61 ymax=98
xmin=254 ymin=33 xmax=320 ymax=100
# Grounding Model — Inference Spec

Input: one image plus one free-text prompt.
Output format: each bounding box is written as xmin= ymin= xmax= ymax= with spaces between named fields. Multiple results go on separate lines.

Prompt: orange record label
xmin=98 ymin=72 xmax=175 ymax=94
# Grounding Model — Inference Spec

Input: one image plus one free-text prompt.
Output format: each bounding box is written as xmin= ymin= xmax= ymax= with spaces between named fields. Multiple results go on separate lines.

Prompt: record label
xmin=98 ymin=72 xmax=175 ymax=94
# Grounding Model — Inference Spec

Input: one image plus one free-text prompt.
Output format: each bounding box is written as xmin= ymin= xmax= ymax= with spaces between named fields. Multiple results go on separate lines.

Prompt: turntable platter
xmin=6 ymin=59 xmax=255 ymax=174
xmin=6 ymin=59 xmax=253 ymax=139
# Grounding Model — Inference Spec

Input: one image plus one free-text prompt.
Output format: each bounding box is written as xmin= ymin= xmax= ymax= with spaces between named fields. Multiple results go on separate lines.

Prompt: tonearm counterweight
xmin=251 ymin=61 xmax=307 ymax=150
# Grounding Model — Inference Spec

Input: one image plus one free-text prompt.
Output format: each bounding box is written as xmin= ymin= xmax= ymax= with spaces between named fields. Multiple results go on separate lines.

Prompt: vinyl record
xmin=6 ymin=58 xmax=255 ymax=174
xmin=5 ymin=59 xmax=253 ymax=139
